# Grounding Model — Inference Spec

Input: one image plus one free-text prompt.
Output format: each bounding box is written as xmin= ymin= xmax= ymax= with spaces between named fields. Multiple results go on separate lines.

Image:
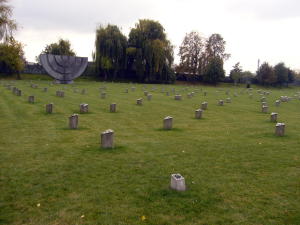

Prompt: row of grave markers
xmin=2 ymin=81 xmax=300 ymax=191
xmin=3 ymin=81 xmax=296 ymax=139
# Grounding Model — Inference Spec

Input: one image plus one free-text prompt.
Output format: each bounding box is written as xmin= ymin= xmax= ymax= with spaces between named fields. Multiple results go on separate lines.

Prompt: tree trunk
xmin=16 ymin=71 xmax=21 ymax=80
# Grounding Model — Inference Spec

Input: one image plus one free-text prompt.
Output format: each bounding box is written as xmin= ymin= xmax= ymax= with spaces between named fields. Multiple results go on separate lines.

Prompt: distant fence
xmin=22 ymin=63 xmax=47 ymax=75
xmin=22 ymin=62 xmax=95 ymax=77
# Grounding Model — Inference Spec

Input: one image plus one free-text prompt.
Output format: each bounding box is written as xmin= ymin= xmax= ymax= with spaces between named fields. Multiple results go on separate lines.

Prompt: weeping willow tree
xmin=127 ymin=19 xmax=175 ymax=83
xmin=0 ymin=0 xmax=17 ymax=42
xmin=94 ymin=25 xmax=127 ymax=80
xmin=0 ymin=0 xmax=24 ymax=78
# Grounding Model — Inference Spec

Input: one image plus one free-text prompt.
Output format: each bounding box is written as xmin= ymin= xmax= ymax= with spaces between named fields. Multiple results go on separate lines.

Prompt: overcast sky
xmin=11 ymin=0 xmax=300 ymax=74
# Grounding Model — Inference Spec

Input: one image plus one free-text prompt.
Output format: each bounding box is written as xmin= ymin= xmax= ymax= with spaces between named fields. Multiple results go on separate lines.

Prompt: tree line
xmin=0 ymin=0 xmax=298 ymax=86
xmin=228 ymin=61 xmax=297 ymax=87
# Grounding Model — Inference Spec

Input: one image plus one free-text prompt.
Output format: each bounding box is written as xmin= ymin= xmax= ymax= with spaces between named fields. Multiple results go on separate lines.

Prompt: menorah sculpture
xmin=39 ymin=54 xmax=88 ymax=84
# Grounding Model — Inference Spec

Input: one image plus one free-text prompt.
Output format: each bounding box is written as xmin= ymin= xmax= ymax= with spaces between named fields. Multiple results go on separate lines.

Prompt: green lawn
xmin=0 ymin=77 xmax=300 ymax=225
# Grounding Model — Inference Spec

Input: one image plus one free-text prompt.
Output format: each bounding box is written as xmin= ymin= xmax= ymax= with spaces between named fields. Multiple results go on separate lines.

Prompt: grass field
xmin=1 ymin=77 xmax=300 ymax=225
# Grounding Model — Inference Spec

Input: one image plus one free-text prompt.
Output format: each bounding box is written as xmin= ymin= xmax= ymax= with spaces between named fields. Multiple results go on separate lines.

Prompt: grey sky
xmin=11 ymin=0 xmax=300 ymax=74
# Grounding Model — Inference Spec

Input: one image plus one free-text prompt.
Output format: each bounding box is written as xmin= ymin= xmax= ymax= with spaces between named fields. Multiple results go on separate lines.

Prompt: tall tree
xmin=205 ymin=33 xmax=230 ymax=62
xmin=41 ymin=38 xmax=76 ymax=56
xmin=203 ymin=56 xmax=225 ymax=84
xmin=256 ymin=62 xmax=276 ymax=85
xmin=94 ymin=25 xmax=127 ymax=80
xmin=127 ymin=19 xmax=175 ymax=83
xmin=229 ymin=62 xmax=243 ymax=85
xmin=274 ymin=62 xmax=288 ymax=87
xmin=287 ymin=68 xmax=295 ymax=84
xmin=202 ymin=33 xmax=229 ymax=84
xmin=0 ymin=38 xmax=24 ymax=78
xmin=0 ymin=0 xmax=17 ymax=42
xmin=177 ymin=31 xmax=205 ymax=75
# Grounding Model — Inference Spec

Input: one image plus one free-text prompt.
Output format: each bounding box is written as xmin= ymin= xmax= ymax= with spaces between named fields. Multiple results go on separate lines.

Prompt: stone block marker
xmin=69 ymin=114 xmax=79 ymax=129
xmin=43 ymin=87 xmax=48 ymax=92
xmin=201 ymin=102 xmax=208 ymax=110
xmin=101 ymin=129 xmax=114 ymax=148
xmin=226 ymin=98 xmax=231 ymax=103
xmin=101 ymin=92 xmax=106 ymax=99
xmin=261 ymin=102 xmax=267 ymax=106
xmin=218 ymin=100 xmax=224 ymax=106
xmin=170 ymin=174 xmax=186 ymax=191
xmin=46 ymin=103 xmax=53 ymax=113
xmin=275 ymin=100 xmax=280 ymax=107
xmin=144 ymin=91 xmax=148 ymax=96
xmin=110 ymin=103 xmax=117 ymax=112
xmin=137 ymin=98 xmax=143 ymax=105
xmin=80 ymin=104 xmax=89 ymax=113
xmin=163 ymin=116 xmax=173 ymax=130
xmin=174 ymin=95 xmax=182 ymax=100
xmin=147 ymin=94 xmax=152 ymax=101
xmin=56 ymin=91 xmax=64 ymax=97
xmin=262 ymin=105 xmax=268 ymax=113
xmin=16 ymin=89 xmax=22 ymax=96
xmin=28 ymin=96 xmax=35 ymax=103
xmin=131 ymin=87 xmax=136 ymax=92
xmin=195 ymin=109 xmax=203 ymax=119
xmin=270 ymin=112 xmax=278 ymax=122
xmin=275 ymin=123 xmax=285 ymax=136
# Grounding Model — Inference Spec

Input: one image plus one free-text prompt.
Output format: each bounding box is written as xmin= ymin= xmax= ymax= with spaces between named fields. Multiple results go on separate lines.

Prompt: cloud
xmin=227 ymin=0 xmax=300 ymax=20
xmin=12 ymin=0 xmax=155 ymax=33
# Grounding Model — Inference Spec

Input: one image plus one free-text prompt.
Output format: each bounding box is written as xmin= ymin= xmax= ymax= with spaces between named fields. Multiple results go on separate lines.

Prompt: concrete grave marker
xmin=218 ymin=100 xmax=224 ymax=106
xmin=110 ymin=103 xmax=117 ymax=112
xmin=201 ymin=102 xmax=208 ymax=110
xmin=270 ymin=112 xmax=278 ymax=122
xmin=69 ymin=114 xmax=79 ymax=129
xmin=174 ymin=95 xmax=182 ymax=100
xmin=16 ymin=89 xmax=22 ymax=96
xmin=80 ymin=104 xmax=89 ymax=113
xmin=137 ymin=98 xmax=143 ymax=105
xmin=170 ymin=174 xmax=186 ymax=191
xmin=275 ymin=123 xmax=285 ymax=136
xmin=101 ymin=129 xmax=114 ymax=148
xmin=163 ymin=116 xmax=173 ymax=130
xmin=262 ymin=105 xmax=268 ymax=113
xmin=46 ymin=103 xmax=53 ymax=113
xmin=28 ymin=96 xmax=35 ymax=103
xmin=56 ymin=91 xmax=64 ymax=97
xmin=195 ymin=109 xmax=203 ymax=119
xmin=101 ymin=92 xmax=106 ymax=99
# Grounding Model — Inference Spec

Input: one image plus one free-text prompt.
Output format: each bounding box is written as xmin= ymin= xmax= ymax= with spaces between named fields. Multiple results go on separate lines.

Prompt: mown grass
xmin=0 ymin=77 xmax=300 ymax=225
